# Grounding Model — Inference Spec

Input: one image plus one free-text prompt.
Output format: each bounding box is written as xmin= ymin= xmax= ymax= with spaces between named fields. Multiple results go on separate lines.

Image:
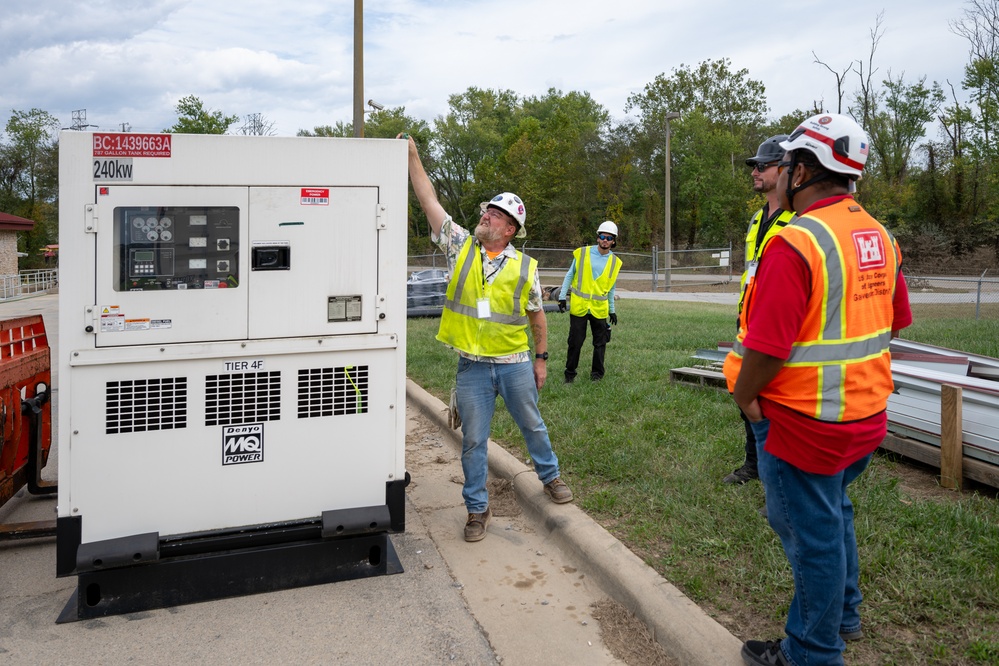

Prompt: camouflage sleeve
xmin=432 ymin=215 xmax=470 ymax=276
xmin=525 ymin=268 xmax=543 ymax=312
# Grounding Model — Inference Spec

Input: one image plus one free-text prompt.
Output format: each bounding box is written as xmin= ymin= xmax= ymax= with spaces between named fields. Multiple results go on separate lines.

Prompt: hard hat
xmin=597 ymin=221 xmax=618 ymax=237
xmin=779 ymin=114 xmax=868 ymax=179
xmin=745 ymin=135 xmax=788 ymax=166
xmin=482 ymin=192 xmax=527 ymax=238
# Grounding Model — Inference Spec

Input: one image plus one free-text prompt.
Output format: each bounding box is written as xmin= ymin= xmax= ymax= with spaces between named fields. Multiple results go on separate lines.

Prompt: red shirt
xmin=743 ymin=196 xmax=913 ymax=474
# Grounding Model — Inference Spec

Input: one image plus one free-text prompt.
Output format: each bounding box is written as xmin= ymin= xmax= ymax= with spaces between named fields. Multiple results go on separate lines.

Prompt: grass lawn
xmin=406 ymin=300 xmax=999 ymax=665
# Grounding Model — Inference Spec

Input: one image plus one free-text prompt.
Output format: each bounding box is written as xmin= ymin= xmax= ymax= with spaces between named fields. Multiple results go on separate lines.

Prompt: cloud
xmin=0 ymin=0 xmax=186 ymax=58
xmin=0 ymin=0 xmax=977 ymax=137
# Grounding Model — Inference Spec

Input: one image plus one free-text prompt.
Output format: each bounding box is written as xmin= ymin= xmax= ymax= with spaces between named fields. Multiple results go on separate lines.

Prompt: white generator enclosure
xmin=56 ymin=132 xmax=409 ymax=621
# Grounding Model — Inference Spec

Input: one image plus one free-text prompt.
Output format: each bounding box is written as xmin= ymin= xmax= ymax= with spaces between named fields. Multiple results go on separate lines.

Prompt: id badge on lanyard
xmin=746 ymin=260 xmax=759 ymax=281
xmin=477 ymin=297 xmax=492 ymax=318
xmin=478 ymin=279 xmax=492 ymax=319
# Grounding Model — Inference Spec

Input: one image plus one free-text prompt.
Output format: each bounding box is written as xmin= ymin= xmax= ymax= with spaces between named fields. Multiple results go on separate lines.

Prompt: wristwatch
xmin=535 ymin=352 xmax=549 ymax=361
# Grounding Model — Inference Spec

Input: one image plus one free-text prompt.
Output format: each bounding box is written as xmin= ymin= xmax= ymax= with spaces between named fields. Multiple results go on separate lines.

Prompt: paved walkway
xmin=0 ymin=292 xmax=742 ymax=665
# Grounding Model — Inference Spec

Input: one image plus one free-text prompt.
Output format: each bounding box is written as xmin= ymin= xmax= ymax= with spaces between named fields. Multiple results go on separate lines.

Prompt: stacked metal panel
xmin=888 ymin=339 xmax=999 ymax=467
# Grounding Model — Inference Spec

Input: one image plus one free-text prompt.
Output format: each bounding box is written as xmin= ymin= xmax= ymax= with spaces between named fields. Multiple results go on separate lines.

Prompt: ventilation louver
xmin=205 ymin=371 xmax=281 ymax=426
xmin=106 ymin=377 xmax=188 ymax=434
xmin=298 ymin=365 xmax=369 ymax=418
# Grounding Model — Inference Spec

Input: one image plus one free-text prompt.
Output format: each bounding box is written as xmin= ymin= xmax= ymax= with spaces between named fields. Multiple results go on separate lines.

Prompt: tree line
xmin=3 ymin=1 xmax=996 ymax=272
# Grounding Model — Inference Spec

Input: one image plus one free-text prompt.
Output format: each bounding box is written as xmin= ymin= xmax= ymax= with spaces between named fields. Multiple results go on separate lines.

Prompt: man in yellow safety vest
xmin=557 ymin=221 xmax=623 ymax=383
xmin=724 ymin=135 xmax=796 ymax=487
xmin=400 ymin=133 xmax=573 ymax=544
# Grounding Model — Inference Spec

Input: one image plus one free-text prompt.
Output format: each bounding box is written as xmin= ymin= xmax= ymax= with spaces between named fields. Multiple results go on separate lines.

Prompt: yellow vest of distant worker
xmin=437 ymin=237 xmax=537 ymax=357
xmin=568 ymin=246 xmax=622 ymax=319
xmin=724 ymin=199 xmax=901 ymax=422
xmin=739 ymin=208 xmax=796 ymax=312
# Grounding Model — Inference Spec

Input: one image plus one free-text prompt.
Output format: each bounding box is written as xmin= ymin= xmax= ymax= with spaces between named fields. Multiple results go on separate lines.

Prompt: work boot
xmin=741 ymin=639 xmax=790 ymax=665
xmin=840 ymin=628 xmax=864 ymax=641
xmin=564 ymin=374 xmax=575 ymax=384
xmin=544 ymin=478 xmax=573 ymax=504
xmin=723 ymin=463 xmax=759 ymax=485
xmin=463 ymin=508 xmax=491 ymax=542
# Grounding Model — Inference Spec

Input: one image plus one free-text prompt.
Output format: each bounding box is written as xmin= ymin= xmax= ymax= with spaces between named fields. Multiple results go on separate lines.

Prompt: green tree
xmin=861 ymin=74 xmax=943 ymax=186
xmin=475 ymin=89 xmax=611 ymax=246
xmin=428 ymin=87 xmax=520 ymax=226
xmin=298 ymin=121 xmax=353 ymax=137
xmin=163 ymin=95 xmax=239 ymax=134
xmin=625 ymin=59 xmax=768 ymax=249
xmin=1 ymin=109 xmax=60 ymax=265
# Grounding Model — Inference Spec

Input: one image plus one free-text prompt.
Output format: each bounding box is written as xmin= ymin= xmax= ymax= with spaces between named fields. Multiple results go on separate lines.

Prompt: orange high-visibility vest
xmin=724 ymin=198 xmax=901 ymax=422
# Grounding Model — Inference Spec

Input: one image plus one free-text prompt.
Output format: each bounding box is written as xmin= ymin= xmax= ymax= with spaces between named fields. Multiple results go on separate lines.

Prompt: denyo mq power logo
xmin=222 ymin=424 xmax=264 ymax=465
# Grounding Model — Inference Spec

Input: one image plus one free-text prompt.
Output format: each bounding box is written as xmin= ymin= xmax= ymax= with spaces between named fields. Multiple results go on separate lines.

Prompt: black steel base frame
xmin=57 ymin=532 xmax=402 ymax=623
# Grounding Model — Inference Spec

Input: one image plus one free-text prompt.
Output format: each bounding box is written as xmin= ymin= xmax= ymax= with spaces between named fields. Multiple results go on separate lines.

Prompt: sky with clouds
xmin=0 ymin=0 xmax=976 ymax=138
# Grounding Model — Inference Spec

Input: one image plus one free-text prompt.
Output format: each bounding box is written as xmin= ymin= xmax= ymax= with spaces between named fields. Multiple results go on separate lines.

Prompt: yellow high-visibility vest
xmin=437 ymin=237 xmax=537 ymax=357
xmin=739 ymin=208 xmax=796 ymax=314
xmin=568 ymin=246 xmax=621 ymax=319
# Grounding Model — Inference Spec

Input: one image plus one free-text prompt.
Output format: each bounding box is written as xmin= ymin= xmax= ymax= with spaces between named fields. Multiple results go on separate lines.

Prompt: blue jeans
xmin=751 ymin=418 xmax=869 ymax=666
xmin=455 ymin=357 xmax=560 ymax=513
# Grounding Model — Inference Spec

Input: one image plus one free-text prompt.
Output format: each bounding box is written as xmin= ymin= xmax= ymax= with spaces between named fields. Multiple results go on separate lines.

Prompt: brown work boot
xmin=463 ymin=508 xmax=491 ymax=542
xmin=543 ymin=477 xmax=573 ymax=504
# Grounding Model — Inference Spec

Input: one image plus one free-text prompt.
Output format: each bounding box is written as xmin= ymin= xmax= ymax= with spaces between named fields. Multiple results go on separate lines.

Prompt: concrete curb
xmin=406 ymin=378 xmax=744 ymax=666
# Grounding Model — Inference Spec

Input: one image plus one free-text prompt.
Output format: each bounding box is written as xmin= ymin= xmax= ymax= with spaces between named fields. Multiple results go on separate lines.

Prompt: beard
xmin=474 ymin=222 xmax=505 ymax=244
xmin=753 ymin=180 xmax=775 ymax=194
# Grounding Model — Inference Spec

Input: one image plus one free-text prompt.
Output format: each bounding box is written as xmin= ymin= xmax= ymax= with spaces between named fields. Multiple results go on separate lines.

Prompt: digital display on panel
xmin=113 ymin=206 xmax=240 ymax=291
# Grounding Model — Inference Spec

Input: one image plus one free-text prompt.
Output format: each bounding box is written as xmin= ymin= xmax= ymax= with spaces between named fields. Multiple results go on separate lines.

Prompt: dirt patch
xmin=591 ymin=598 xmax=678 ymax=666
xmin=878 ymin=450 xmax=999 ymax=502
xmin=486 ymin=478 xmax=522 ymax=517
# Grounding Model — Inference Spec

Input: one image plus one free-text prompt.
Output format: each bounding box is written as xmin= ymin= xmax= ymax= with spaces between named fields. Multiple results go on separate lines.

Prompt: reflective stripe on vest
xmin=437 ymin=237 xmax=535 ymax=356
xmin=569 ymin=246 xmax=621 ymax=318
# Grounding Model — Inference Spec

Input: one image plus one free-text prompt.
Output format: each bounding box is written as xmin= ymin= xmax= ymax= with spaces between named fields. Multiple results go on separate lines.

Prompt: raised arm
xmin=400 ymin=134 xmax=448 ymax=237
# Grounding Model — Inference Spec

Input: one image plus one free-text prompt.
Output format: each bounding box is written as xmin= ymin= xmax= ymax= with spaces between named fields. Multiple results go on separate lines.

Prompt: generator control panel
xmin=114 ymin=205 xmax=239 ymax=291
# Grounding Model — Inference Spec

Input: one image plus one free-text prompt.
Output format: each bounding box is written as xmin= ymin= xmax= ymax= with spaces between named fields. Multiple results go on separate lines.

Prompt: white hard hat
xmin=597 ymin=221 xmax=618 ymax=237
xmin=779 ymin=114 xmax=869 ymax=179
xmin=481 ymin=192 xmax=527 ymax=238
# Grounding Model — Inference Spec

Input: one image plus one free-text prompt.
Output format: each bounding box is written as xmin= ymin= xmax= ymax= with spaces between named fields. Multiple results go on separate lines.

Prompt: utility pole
xmin=353 ymin=0 xmax=364 ymax=138
xmin=663 ymin=111 xmax=680 ymax=291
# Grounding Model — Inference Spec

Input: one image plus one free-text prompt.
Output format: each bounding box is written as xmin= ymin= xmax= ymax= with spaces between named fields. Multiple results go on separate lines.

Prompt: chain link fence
xmin=409 ymin=243 xmax=737 ymax=295
xmin=407 ymin=248 xmax=998 ymax=319
xmin=904 ymin=274 xmax=999 ymax=320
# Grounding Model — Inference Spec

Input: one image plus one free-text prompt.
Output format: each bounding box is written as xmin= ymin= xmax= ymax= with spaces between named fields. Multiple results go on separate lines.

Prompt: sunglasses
xmin=752 ymin=162 xmax=776 ymax=173
xmin=777 ymin=160 xmax=792 ymax=175
xmin=597 ymin=234 xmax=615 ymax=241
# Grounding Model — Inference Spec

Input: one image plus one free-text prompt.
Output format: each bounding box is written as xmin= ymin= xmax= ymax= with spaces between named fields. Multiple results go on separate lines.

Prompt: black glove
xmin=558 ymin=300 xmax=566 ymax=313
xmin=610 ymin=312 xmax=618 ymax=325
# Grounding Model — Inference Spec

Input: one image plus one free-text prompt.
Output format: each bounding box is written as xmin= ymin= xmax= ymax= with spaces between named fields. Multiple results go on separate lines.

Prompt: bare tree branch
xmin=812 ymin=51 xmax=851 ymax=113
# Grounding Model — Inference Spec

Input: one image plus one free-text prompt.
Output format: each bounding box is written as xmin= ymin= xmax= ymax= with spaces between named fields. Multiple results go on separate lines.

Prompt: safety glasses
xmin=777 ymin=160 xmax=792 ymax=175
xmin=480 ymin=206 xmax=512 ymax=222
xmin=597 ymin=234 xmax=615 ymax=241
